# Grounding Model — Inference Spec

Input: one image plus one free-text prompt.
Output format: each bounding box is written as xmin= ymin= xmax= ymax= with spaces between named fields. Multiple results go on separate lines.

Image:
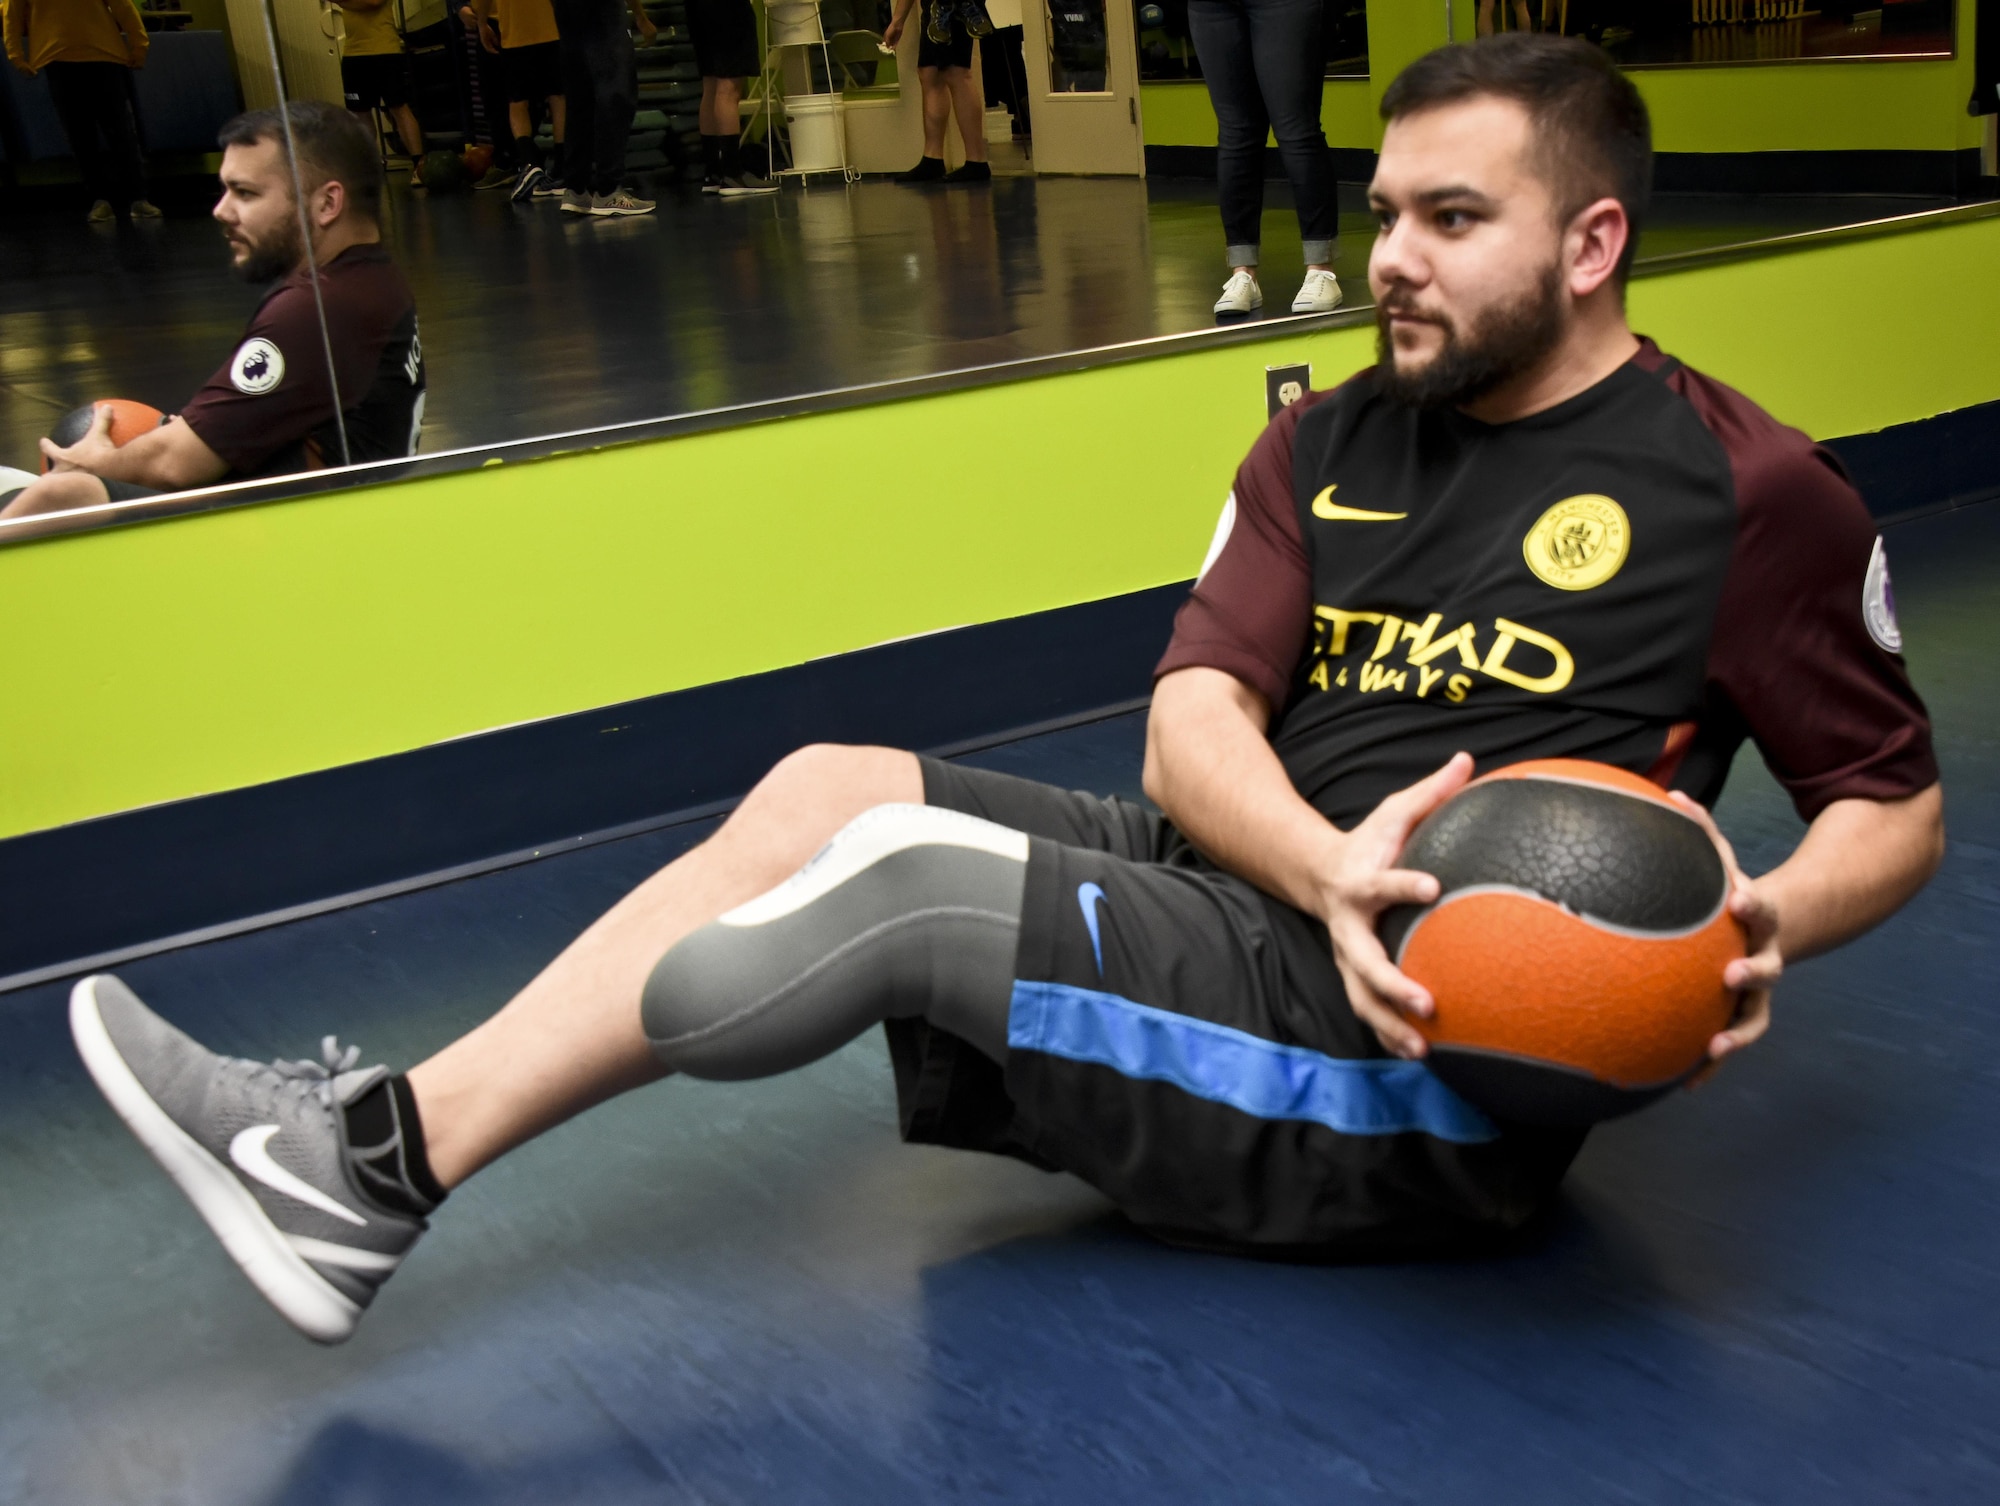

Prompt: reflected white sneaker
xmin=560 ymin=187 xmax=592 ymax=214
xmin=1214 ymin=268 xmax=1262 ymax=315
xmin=87 ymin=199 xmax=115 ymax=224
xmin=70 ymin=974 xmax=433 ymax=1344
xmin=1292 ymin=268 xmax=1344 ymax=313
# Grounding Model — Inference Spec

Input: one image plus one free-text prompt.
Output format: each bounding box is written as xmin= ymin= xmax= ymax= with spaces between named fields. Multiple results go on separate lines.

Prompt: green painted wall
xmin=3 ymin=213 xmax=1998 ymax=843
xmin=1141 ymin=1 xmax=1981 ymax=155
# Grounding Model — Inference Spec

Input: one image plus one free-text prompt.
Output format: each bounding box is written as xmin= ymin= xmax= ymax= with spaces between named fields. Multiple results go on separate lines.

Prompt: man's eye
xmin=1374 ymin=209 xmax=1396 ymax=230
xmin=1436 ymin=210 xmax=1470 ymax=231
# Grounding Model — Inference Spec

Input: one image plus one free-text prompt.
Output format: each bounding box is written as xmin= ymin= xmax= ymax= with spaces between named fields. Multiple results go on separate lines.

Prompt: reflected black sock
xmin=722 ymin=134 xmax=744 ymax=177
xmin=702 ymin=134 xmax=725 ymax=177
xmin=342 ymin=1073 xmax=448 ymax=1216
xmin=514 ymin=134 xmax=541 ymax=171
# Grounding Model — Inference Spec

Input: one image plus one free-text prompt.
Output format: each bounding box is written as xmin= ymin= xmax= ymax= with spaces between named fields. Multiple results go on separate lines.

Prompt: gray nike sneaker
xmin=70 ymin=974 xmax=431 ymax=1344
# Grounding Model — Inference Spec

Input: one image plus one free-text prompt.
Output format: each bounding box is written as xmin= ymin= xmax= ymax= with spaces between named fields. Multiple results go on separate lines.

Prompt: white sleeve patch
xmin=1862 ymin=536 xmax=1903 ymax=654
xmin=1195 ymin=491 xmax=1237 ymax=585
xmin=229 ymin=338 xmax=286 ymax=395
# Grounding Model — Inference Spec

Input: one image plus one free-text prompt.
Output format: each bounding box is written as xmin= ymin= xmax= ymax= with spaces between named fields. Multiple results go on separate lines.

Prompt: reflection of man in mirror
xmin=2 ymin=102 xmax=427 ymax=523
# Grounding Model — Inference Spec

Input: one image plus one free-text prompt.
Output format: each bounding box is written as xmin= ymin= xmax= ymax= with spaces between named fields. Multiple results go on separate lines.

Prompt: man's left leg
xmin=74 ymin=747 xmax=932 ymax=1341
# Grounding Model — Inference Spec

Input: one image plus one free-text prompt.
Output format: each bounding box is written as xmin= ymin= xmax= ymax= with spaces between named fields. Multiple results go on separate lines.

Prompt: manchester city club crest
xmin=229 ymin=338 xmax=285 ymax=395
xmin=1524 ymin=494 xmax=1631 ymax=591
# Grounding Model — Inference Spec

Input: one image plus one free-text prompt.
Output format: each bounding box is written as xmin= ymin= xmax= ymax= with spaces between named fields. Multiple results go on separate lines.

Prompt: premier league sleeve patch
xmin=229 ymin=338 xmax=286 ymax=395
xmin=1862 ymin=535 xmax=1903 ymax=654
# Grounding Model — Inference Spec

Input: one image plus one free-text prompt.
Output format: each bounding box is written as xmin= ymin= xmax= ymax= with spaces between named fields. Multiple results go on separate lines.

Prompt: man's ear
xmin=315 ymin=178 xmax=348 ymax=229
xmin=1565 ymin=196 xmax=1629 ymax=300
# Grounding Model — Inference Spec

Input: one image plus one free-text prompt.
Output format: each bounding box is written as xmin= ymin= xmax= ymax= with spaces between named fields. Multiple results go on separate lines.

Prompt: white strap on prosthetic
xmin=641 ymin=804 xmax=1029 ymax=1078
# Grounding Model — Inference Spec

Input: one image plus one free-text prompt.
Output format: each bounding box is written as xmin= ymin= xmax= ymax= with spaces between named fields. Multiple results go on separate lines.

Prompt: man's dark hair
xmin=218 ymin=101 xmax=385 ymax=220
xmin=1380 ymin=33 xmax=1652 ymax=282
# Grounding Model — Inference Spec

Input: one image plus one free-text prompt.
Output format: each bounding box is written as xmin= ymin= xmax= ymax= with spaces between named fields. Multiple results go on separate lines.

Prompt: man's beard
xmin=1374 ymin=261 xmax=1567 ymax=410
xmin=229 ymin=219 xmax=304 ymax=284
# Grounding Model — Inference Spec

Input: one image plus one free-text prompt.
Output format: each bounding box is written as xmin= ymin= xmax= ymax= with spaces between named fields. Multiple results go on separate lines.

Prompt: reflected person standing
xmin=1 ymin=104 xmax=426 ymax=522
xmin=1188 ymin=0 xmax=1342 ymax=317
xmin=3 ymin=0 xmax=159 ymax=222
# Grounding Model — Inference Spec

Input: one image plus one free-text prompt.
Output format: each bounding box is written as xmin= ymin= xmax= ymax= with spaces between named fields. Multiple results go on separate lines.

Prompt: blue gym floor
xmin=2 ymin=500 xmax=1995 ymax=1505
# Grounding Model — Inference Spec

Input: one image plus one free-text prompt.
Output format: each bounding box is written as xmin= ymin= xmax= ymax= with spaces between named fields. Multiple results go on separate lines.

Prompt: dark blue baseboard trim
xmin=0 ymin=585 xmax=1186 ymax=989
xmin=4 ymin=400 xmax=1995 ymax=991
xmin=1825 ymin=399 xmax=2000 ymax=523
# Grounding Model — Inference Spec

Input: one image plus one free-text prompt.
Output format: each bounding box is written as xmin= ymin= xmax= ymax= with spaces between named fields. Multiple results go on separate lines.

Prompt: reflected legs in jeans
xmin=1186 ymin=0 xmax=1337 ymax=272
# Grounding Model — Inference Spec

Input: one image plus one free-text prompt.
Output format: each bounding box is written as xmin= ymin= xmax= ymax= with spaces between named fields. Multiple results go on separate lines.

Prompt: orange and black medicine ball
xmin=42 ymin=400 xmax=167 ymax=473
xmin=1377 ymin=759 xmax=1745 ymax=1127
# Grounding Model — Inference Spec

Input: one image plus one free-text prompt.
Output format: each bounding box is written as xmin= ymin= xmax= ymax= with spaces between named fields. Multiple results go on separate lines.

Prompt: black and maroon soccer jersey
xmin=1156 ymin=339 xmax=1937 ymax=825
xmin=179 ymin=243 xmax=426 ymax=482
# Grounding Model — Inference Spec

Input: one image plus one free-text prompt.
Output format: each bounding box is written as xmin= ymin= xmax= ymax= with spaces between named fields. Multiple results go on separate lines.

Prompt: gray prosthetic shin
xmin=640 ymin=803 xmax=1028 ymax=1078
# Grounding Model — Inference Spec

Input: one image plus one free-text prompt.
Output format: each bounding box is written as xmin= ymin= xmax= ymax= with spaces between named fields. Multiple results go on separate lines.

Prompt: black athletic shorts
xmin=341 ymin=53 xmax=412 ymax=111
xmin=685 ymin=0 xmax=759 ymax=79
xmin=893 ymin=758 xmax=1589 ymax=1260
xmin=501 ymin=39 xmax=563 ymax=102
xmin=917 ymin=4 xmax=976 ymax=70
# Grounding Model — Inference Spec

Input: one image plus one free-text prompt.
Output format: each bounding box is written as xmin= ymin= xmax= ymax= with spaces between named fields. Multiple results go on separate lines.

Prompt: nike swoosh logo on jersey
xmin=230 ymin=1125 xmax=368 ymax=1227
xmin=1311 ymin=486 xmax=1407 ymax=522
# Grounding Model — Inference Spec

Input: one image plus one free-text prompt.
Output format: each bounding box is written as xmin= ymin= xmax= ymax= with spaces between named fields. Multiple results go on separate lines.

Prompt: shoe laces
xmin=266 ymin=1036 xmax=363 ymax=1109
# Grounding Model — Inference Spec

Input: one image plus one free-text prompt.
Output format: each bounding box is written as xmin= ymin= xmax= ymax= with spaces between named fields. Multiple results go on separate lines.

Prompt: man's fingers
xmin=1668 ymin=790 xmax=1746 ymax=878
xmin=1384 ymin=752 xmax=1474 ymax=824
xmin=1338 ymin=961 xmax=1429 ymax=1059
xmin=1364 ymin=868 xmax=1440 ymax=911
xmin=87 ymin=402 xmax=114 ymax=441
xmin=1331 ymin=917 xmax=1433 ymax=1020
xmin=1708 ymin=990 xmax=1772 ymax=1061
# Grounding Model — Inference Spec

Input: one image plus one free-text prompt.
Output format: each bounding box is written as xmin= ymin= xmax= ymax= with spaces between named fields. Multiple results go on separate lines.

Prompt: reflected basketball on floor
xmin=42 ymin=400 xmax=167 ymax=473
xmin=1378 ymin=758 xmax=1744 ymax=1127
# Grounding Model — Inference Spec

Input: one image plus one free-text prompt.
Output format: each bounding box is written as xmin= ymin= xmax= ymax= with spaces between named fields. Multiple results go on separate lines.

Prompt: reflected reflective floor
xmin=0 ymin=177 xmax=1955 ymax=470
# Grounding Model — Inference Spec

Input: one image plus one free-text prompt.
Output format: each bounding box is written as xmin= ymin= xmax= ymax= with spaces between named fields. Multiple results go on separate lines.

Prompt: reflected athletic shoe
xmin=1291 ymin=268 xmax=1344 ymax=314
xmin=533 ymin=173 xmax=567 ymax=199
xmin=718 ymin=168 xmax=779 ymax=196
xmin=87 ymin=199 xmax=115 ymax=224
xmin=925 ymin=2 xmax=951 ymax=42
xmin=129 ymin=199 xmax=164 ymax=219
xmin=560 ymin=187 xmax=592 ymax=214
xmin=70 ymin=974 xmax=433 ymax=1345
xmin=474 ymin=166 xmax=515 ymax=190
xmin=590 ymin=188 xmax=656 ymax=216
xmin=509 ymin=163 xmax=545 ymax=202
xmin=963 ymin=0 xmax=994 ymax=36
xmin=1214 ymin=267 xmax=1262 ymax=315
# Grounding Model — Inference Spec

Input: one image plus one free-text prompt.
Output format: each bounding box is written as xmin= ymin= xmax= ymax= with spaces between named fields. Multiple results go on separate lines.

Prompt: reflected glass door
xmin=1046 ymin=0 xmax=1111 ymax=91
xmin=1021 ymin=0 xmax=1144 ymax=172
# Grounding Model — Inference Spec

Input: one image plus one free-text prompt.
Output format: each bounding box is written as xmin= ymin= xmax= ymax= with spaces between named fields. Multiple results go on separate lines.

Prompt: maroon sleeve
xmin=1151 ymin=391 xmax=1328 ymax=709
xmin=179 ymin=281 xmax=341 ymax=474
xmin=1668 ymin=364 xmax=1938 ymax=820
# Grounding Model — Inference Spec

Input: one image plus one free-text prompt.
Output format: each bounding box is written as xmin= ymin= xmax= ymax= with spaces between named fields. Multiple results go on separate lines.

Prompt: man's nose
xmin=1369 ymin=215 xmax=1426 ymax=294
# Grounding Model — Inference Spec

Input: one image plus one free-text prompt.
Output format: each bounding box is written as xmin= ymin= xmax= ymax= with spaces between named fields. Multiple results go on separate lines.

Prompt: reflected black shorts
xmin=894 ymin=757 xmax=1588 ymax=1260
xmin=501 ymin=40 xmax=563 ymax=102
xmin=916 ymin=4 xmax=976 ymax=70
xmin=341 ymin=53 xmax=412 ymax=111
xmin=685 ymin=0 xmax=760 ymax=79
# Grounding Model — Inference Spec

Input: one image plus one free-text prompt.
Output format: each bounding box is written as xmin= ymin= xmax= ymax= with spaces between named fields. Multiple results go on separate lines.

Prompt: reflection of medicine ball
xmin=42 ymin=400 xmax=167 ymax=473
xmin=1377 ymin=759 xmax=1744 ymax=1128
xmin=422 ymin=149 xmax=471 ymax=193
xmin=1138 ymin=3 xmax=1165 ymax=24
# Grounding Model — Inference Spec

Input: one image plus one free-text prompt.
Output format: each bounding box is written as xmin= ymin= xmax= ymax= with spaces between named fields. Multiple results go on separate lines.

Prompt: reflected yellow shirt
xmin=337 ymin=0 xmax=403 ymax=57
xmin=495 ymin=0 xmax=557 ymax=50
xmin=4 ymin=0 xmax=149 ymax=72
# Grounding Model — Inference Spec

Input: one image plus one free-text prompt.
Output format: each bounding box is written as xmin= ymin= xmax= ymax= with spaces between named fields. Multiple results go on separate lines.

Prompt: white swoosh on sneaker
xmin=229 ymin=1125 xmax=368 ymax=1227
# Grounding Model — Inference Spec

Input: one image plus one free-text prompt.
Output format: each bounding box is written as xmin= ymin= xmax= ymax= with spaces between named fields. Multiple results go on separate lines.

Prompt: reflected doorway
xmin=1020 ymin=0 xmax=1144 ymax=174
